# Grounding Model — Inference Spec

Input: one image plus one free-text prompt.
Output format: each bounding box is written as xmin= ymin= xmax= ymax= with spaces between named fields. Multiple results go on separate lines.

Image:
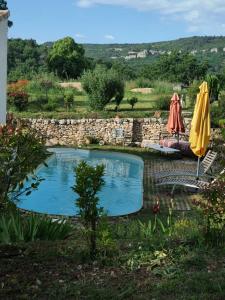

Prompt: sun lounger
xmin=154 ymin=150 xmax=217 ymax=179
xmin=156 ymin=166 xmax=224 ymax=195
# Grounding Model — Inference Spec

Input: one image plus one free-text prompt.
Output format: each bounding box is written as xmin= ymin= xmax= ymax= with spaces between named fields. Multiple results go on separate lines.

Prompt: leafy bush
xmin=211 ymin=105 xmax=225 ymax=127
xmin=0 ymin=122 xmax=47 ymax=211
xmin=8 ymin=91 xmax=29 ymax=111
xmin=47 ymin=95 xmax=64 ymax=110
xmin=73 ymin=161 xmax=105 ymax=258
xmin=42 ymin=103 xmax=58 ymax=112
xmin=194 ymin=174 xmax=225 ymax=245
xmin=218 ymin=119 xmax=225 ymax=128
xmin=127 ymin=97 xmax=138 ymax=110
xmin=0 ymin=212 xmax=73 ymax=244
xmin=81 ymin=66 xmax=125 ymax=111
xmin=206 ymin=74 xmax=221 ymax=102
xmin=218 ymin=95 xmax=225 ymax=111
xmin=64 ymin=92 xmax=74 ymax=111
xmin=153 ymin=96 xmax=170 ymax=110
xmin=172 ymin=218 xmax=202 ymax=244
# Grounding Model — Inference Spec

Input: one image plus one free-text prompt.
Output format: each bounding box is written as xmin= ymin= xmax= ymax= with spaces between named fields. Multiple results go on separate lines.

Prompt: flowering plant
xmin=152 ymin=201 xmax=160 ymax=214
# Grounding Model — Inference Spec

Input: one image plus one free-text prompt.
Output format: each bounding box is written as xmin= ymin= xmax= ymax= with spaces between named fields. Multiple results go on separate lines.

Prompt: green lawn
xmin=11 ymin=81 xmax=193 ymax=119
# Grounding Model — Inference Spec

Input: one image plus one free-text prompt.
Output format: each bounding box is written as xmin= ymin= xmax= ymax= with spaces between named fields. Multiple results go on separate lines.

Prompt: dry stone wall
xmin=22 ymin=117 xmax=199 ymax=147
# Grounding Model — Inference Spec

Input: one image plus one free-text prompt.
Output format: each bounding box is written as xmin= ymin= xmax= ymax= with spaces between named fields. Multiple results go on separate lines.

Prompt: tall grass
xmin=151 ymin=80 xmax=174 ymax=95
xmin=0 ymin=212 xmax=73 ymax=244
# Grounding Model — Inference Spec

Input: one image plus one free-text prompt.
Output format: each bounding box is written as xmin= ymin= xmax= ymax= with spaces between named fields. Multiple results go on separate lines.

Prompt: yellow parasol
xmin=189 ymin=81 xmax=211 ymax=177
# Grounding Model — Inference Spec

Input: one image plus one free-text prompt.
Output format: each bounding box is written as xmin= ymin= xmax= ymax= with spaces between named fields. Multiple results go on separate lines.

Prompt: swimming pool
xmin=17 ymin=148 xmax=144 ymax=217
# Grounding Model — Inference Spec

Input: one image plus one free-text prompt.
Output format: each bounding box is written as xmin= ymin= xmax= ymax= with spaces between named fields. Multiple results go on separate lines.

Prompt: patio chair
xmin=156 ymin=166 xmax=224 ymax=195
xmin=154 ymin=150 xmax=217 ymax=179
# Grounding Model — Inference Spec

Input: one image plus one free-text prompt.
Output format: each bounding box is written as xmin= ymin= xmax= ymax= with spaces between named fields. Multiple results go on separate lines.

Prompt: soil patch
xmin=59 ymin=82 xmax=83 ymax=91
xmin=130 ymin=88 xmax=153 ymax=94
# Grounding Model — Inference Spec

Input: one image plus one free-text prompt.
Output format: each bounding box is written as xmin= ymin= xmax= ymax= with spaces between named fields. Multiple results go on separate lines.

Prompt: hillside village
xmin=111 ymin=46 xmax=225 ymax=60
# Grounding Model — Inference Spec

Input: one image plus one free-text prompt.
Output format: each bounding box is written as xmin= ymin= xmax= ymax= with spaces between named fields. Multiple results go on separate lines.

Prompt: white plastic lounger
xmin=155 ymin=150 xmax=217 ymax=179
xmin=156 ymin=167 xmax=225 ymax=195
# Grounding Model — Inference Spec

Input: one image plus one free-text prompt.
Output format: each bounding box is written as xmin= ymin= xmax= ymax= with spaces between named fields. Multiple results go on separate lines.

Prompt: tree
xmin=127 ymin=97 xmax=138 ymax=110
xmin=141 ymin=51 xmax=209 ymax=85
xmin=47 ymin=37 xmax=86 ymax=79
xmin=81 ymin=66 xmax=125 ymax=110
xmin=8 ymin=39 xmax=41 ymax=81
xmin=0 ymin=0 xmax=7 ymax=10
xmin=0 ymin=0 xmax=13 ymax=26
xmin=73 ymin=161 xmax=105 ymax=258
xmin=112 ymin=61 xmax=136 ymax=80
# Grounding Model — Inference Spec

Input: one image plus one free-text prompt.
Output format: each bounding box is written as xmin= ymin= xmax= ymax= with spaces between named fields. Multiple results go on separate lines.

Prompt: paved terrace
xmin=143 ymin=156 xmax=200 ymax=211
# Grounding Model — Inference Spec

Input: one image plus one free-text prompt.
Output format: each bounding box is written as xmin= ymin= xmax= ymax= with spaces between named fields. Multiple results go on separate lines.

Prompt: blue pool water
xmin=17 ymin=148 xmax=144 ymax=217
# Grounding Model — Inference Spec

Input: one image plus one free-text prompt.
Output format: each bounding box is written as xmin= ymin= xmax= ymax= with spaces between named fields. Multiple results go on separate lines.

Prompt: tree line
xmin=8 ymin=36 xmax=219 ymax=84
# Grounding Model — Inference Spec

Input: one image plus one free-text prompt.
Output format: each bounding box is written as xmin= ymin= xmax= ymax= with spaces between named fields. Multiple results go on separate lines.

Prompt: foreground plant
xmin=194 ymin=173 xmax=225 ymax=244
xmin=0 ymin=121 xmax=47 ymax=211
xmin=0 ymin=212 xmax=73 ymax=244
xmin=73 ymin=161 xmax=105 ymax=258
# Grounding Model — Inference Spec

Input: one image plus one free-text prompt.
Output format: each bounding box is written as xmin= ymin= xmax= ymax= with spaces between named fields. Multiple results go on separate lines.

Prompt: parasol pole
xmin=196 ymin=157 xmax=200 ymax=180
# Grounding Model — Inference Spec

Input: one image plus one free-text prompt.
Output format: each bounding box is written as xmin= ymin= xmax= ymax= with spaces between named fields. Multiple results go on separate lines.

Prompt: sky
xmin=7 ymin=0 xmax=225 ymax=44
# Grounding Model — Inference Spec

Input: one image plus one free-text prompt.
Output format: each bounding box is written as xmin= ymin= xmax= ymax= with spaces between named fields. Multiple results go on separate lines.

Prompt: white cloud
xmin=104 ymin=34 xmax=115 ymax=40
xmin=75 ymin=33 xmax=85 ymax=38
xmin=76 ymin=0 xmax=225 ymax=34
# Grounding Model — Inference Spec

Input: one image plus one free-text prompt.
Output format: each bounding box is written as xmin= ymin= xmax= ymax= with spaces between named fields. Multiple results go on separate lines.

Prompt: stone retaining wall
xmin=22 ymin=117 xmax=220 ymax=147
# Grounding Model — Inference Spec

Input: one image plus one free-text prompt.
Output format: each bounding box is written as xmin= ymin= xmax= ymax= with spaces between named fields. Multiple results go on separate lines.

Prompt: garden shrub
xmin=194 ymin=174 xmax=225 ymax=245
xmin=45 ymin=95 xmax=64 ymax=111
xmin=0 ymin=121 xmax=47 ymax=212
xmin=73 ymin=161 xmax=105 ymax=258
xmin=206 ymin=74 xmax=221 ymax=102
xmin=64 ymin=92 xmax=74 ymax=111
xmin=153 ymin=96 xmax=170 ymax=110
xmin=81 ymin=66 xmax=125 ymax=111
xmin=127 ymin=97 xmax=138 ymax=110
xmin=8 ymin=91 xmax=29 ymax=111
xmin=211 ymin=106 xmax=224 ymax=127
xmin=218 ymin=95 xmax=225 ymax=111
xmin=172 ymin=218 xmax=202 ymax=244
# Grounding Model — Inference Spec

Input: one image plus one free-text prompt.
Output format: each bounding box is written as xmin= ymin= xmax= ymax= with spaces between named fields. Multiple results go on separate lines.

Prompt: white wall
xmin=0 ymin=15 xmax=8 ymax=124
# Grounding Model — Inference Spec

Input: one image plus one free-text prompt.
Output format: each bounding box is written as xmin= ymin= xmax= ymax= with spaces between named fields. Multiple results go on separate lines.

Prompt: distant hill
xmin=82 ymin=36 xmax=225 ymax=71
